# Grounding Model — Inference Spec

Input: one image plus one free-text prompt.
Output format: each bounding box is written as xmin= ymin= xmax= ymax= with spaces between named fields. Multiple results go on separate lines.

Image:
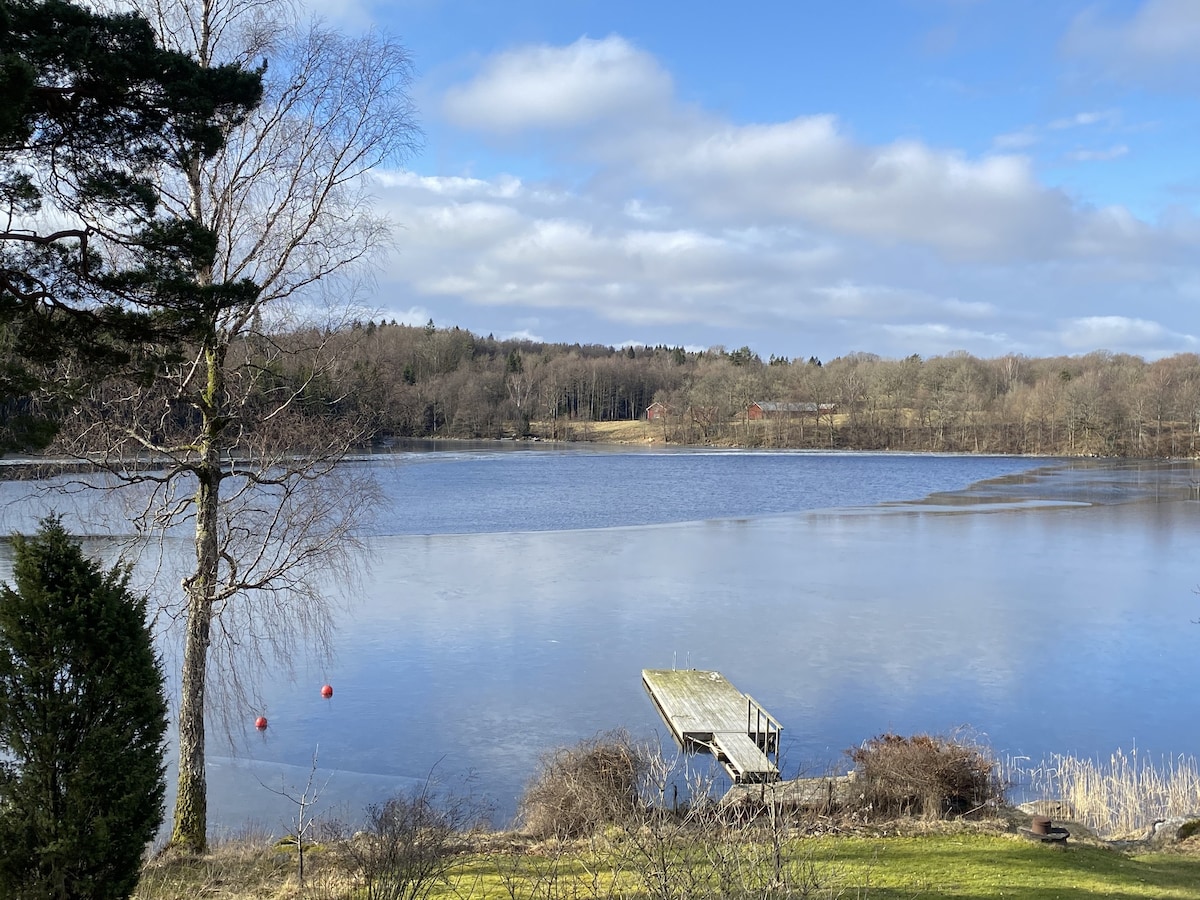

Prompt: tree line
xmin=129 ymin=319 xmax=1200 ymax=458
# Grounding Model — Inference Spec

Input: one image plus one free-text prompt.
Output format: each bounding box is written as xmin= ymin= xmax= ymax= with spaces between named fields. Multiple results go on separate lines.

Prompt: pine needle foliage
xmin=0 ymin=517 xmax=168 ymax=900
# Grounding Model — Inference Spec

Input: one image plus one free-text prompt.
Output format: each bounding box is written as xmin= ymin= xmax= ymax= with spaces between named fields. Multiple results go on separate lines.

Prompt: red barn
xmin=747 ymin=401 xmax=836 ymax=420
xmin=646 ymin=401 xmax=671 ymax=421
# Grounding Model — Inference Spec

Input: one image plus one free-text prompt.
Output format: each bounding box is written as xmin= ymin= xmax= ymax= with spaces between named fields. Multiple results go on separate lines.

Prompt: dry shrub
xmin=848 ymin=731 xmax=1003 ymax=820
xmin=337 ymin=781 xmax=484 ymax=900
xmin=518 ymin=729 xmax=648 ymax=839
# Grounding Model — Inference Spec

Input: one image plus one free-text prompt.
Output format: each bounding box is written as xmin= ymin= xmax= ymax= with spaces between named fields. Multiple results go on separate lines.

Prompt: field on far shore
xmin=531 ymin=414 xmax=853 ymax=447
xmin=553 ymin=419 xmax=662 ymax=444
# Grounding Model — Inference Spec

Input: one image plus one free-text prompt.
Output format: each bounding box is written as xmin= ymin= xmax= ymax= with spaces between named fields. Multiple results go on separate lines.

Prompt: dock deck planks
xmin=642 ymin=669 xmax=781 ymax=783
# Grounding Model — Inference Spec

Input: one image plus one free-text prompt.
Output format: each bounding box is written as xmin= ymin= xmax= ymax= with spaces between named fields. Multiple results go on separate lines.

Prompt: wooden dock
xmin=642 ymin=669 xmax=782 ymax=783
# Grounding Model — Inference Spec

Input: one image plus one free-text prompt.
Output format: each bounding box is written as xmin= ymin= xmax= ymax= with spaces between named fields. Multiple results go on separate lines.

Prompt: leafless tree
xmin=339 ymin=776 xmax=485 ymax=900
xmin=260 ymin=746 xmax=332 ymax=887
xmin=56 ymin=0 xmax=420 ymax=852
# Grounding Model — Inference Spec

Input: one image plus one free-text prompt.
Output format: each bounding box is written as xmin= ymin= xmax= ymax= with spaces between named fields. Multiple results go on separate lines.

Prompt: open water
xmin=3 ymin=446 xmax=1200 ymax=835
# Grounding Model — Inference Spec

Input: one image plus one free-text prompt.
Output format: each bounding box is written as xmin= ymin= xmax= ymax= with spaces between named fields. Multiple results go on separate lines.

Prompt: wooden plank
xmin=642 ymin=669 xmax=782 ymax=782
xmin=711 ymin=732 xmax=776 ymax=782
xmin=643 ymin=669 xmax=753 ymax=736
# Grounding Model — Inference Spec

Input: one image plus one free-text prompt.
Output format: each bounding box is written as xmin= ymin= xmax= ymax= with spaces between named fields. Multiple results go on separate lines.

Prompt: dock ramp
xmin=642 ymin=669 xmax=781 ymax=783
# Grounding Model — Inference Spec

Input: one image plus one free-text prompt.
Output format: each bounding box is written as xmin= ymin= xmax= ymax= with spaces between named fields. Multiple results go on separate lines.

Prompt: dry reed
xmin=1020 ymin=748 xmax=1200 ymax=837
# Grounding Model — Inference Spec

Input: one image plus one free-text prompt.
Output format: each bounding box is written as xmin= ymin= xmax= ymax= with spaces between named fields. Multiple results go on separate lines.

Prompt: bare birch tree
xmin=56 ymin=0 xmax=419 ymax=852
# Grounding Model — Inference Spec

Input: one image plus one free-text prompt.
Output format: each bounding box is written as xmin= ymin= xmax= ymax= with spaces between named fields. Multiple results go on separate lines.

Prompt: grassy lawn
xmin=135 ymin=827 xmax=1200 ymax=900
xmin=820 ymin=833 xmax=1200 ymax=898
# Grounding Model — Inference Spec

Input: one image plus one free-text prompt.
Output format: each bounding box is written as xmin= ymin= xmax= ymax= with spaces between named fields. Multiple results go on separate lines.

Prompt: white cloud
xmin=438 ymin=38 xmax=1162 ymax=265
xmin=442 ymin=35 xmax=673 ymax=133
xmin=995 ymin=109 xmax=1124 ymax=161
xmin=376 ymin=171 xmax=526 ymax=199
xmin=496 ymin=327 xmax=545 ymax=343
xmin=1063 ymin=205 xmax=1155 ymax=258
xmin=993 ymin=129 xmax=1039 ymax=150
xmin=813 ymin=282 xmax=922 ymax=319
xmin=635 ymin=121 xmax=1115 ymax=264
xmin=368 ymin=34 xmax=1200 ymax=360
xmin=374 ymin=167 xmax=854 ymax=336
xmin=644 ymin=121 xmax=1075 ymax=260
xmin=810 ymin=283 xmax=1000 ymax=325
xmin=1048 ymin=109 xmax=1121 ymax=130
xmin=386 ymin=306 xmax=437 ymax=327
xmin=623 ymin=199 xmax=671 ymax=222
xmin=1066 ymin=145 xmax=1130 ymax=162
xmin=374 ymin=161 xmax=1200 ymax=355
xmin=942 ymin=298 xmax=997 ymax=319
xmin=412 ymin=201 xmax=527 ymax=245
xmin=882 ymin=323 xmax=1015 ymax=354
xmin=1063 ymin=0 xmax=1200 ymax=85
xmin=1059 ymin=315 xmax=1197 ymax=355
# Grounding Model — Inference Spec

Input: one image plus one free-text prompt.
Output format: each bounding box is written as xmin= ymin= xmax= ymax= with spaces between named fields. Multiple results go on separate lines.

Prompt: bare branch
xmin=47 ymin=0 xmax=418 ymax=853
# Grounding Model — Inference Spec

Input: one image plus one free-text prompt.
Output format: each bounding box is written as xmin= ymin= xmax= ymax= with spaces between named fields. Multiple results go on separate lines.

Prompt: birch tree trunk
xmin=70 ymin=0 xmax=419 ymax=852
xmin=172 ymin=342 xmax=224 ymax=848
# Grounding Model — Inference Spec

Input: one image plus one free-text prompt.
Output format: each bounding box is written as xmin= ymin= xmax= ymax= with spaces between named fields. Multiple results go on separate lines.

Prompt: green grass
xmin=134 ymin=825 xmax=1200 ymax=900
xmin=820 ymin=834 xmax=1200 ymax=898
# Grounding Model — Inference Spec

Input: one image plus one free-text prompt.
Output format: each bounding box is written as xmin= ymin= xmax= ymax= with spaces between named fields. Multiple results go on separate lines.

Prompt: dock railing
xmin=742 ymin=693 xmax=782 ymax=758
xmin=641 ymin=669 xmax=784 ymax=783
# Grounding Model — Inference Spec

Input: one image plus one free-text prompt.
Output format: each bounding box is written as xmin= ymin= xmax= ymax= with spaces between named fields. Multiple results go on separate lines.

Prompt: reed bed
xmin=1018 ymin=748 xmax=1200 ymax=837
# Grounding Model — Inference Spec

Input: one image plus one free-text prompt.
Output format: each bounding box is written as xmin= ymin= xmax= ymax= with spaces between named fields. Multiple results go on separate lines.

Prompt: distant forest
xmin=62 ymin=319 xmax=1200 ymax=457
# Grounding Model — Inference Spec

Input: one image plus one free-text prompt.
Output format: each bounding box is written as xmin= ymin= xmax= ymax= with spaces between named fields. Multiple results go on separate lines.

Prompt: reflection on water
xmin=2 ymin=451 xmax=1200 ymax=833
xmin=246 ymin=455 xmax=1200 ymax=829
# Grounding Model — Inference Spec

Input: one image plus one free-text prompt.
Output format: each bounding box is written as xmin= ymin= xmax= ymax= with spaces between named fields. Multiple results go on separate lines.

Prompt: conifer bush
xmin=0 ymin=517 xmax=169 ymax=900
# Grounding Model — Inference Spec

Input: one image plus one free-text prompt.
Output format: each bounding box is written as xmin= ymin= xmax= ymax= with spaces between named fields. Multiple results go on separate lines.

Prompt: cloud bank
xmin=373 ymin=27 xmax=1200 ymax=360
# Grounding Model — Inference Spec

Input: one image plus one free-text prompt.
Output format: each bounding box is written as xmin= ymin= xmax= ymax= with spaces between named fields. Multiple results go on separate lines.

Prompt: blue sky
xmin=309 ymin=0 xmax=1200 ymax=361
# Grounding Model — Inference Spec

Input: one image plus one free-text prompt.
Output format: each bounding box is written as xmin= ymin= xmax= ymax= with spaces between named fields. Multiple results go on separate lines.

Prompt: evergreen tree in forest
xmin=0 ymin=517 xmax=168 ymax=900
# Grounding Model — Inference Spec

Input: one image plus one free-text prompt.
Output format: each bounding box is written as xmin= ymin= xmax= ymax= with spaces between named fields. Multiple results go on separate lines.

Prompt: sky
xmin=306 ymin=0 xmax=1200 ymax=362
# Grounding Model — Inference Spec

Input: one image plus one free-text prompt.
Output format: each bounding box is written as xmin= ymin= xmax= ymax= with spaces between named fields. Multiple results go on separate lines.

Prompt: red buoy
xmin=254 ymin=715 xmax=268 ymax=730
xmin=320 ymin=684 xmax=333 ymax=699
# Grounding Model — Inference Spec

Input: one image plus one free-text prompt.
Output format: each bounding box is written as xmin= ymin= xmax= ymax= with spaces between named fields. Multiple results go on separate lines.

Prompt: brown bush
xmin=848 ymin=732 xmax=1003 ymax=820
xmin=339 ymin=783 xmax=481 ymax=900
xmin=518 ymin=729 xmax=648 ymax=839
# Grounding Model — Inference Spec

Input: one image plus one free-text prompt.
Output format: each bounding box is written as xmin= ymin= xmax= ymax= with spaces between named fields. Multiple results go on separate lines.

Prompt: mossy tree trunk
xmin=171 ymin=344 xmax=226 ymax=851
xmin=49 ymin=0 xmax=420 ymax=856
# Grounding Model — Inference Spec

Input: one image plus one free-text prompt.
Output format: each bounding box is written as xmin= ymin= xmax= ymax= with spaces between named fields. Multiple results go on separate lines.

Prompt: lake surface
xmin=3 ymin=447 xmax=1200 ymax=835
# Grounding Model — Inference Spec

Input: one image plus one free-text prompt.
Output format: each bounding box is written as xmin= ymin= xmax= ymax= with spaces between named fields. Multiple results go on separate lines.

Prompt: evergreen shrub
xmin=0 ymin=517 xmax=169 ymax=900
